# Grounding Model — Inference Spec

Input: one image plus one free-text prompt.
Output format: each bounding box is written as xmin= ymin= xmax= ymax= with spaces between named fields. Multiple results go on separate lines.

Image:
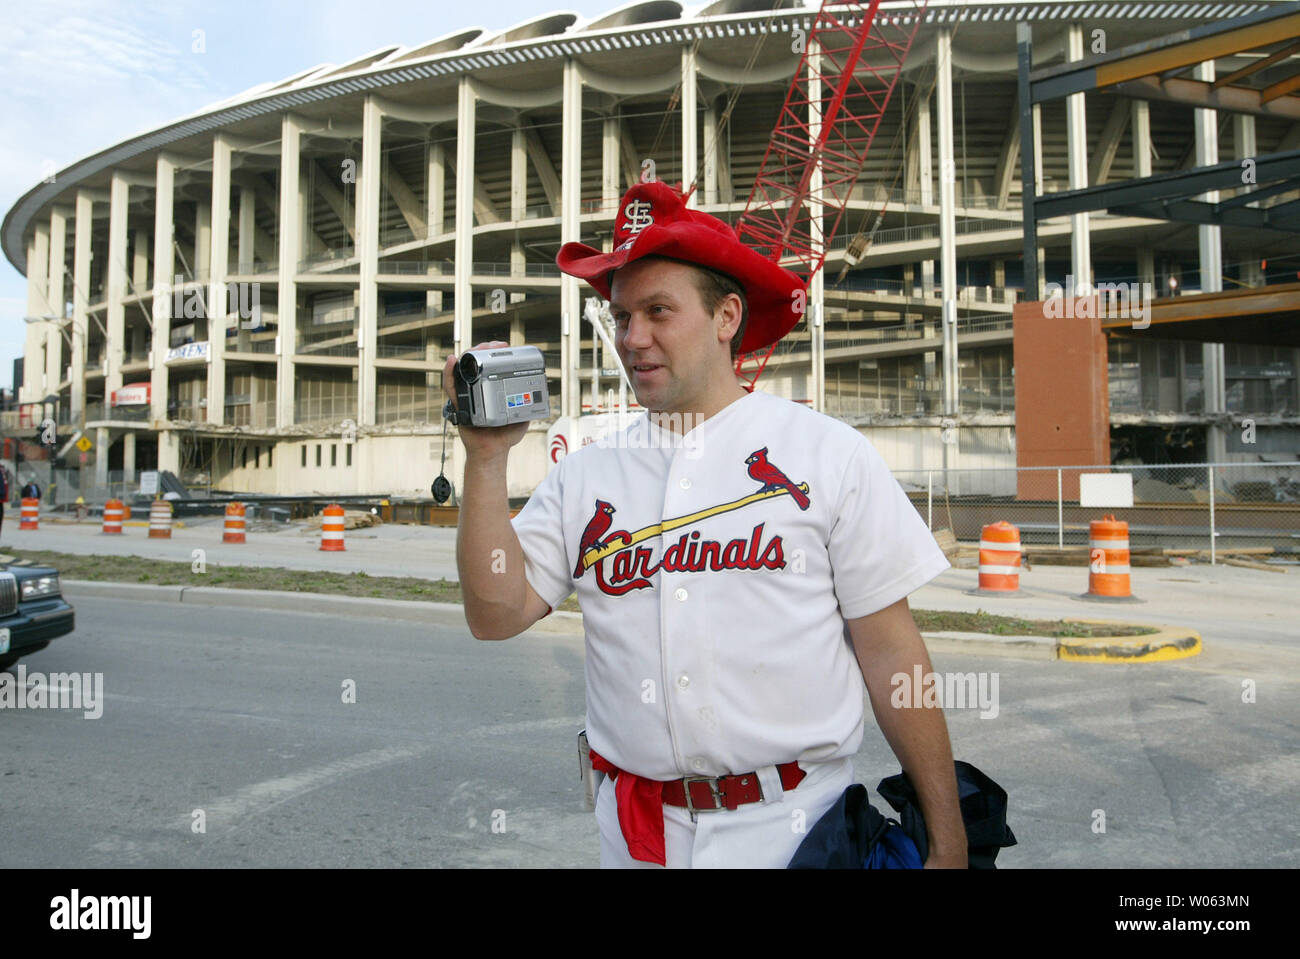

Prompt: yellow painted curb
xmin=1057 ymin=618 xmax=1202 ymax=663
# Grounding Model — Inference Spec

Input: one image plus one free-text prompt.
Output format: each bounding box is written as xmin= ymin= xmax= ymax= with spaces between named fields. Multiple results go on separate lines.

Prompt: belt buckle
xmin=681 ymin=776 xmax=724 ymax=814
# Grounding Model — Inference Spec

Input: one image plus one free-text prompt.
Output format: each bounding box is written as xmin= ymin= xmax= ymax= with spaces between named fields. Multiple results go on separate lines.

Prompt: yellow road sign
xmin=75 ymin=436 xmax=93 ymax=452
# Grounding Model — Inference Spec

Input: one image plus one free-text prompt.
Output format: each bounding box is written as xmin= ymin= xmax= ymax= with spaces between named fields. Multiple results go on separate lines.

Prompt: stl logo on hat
xmin=614 ymin=182 xmax=685 ymax=251
xmin=623 ymin=199 xmax=654 ymax=235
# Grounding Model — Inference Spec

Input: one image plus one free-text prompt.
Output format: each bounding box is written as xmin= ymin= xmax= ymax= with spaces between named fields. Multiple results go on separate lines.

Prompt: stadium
xmin=4 ymin=0 xmax=1299 ymax=501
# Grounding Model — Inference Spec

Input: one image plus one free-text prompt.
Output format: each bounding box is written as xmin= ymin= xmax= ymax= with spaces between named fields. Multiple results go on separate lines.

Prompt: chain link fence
xmin=894 ymin=462 xmax=1300 ymax=560
xmin=36 ymin=469 xmax=144 ymax=509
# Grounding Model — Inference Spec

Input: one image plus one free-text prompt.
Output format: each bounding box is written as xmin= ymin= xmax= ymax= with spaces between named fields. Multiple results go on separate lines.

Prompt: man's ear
xmin=715 ymin=292 xmax=743 ymax=346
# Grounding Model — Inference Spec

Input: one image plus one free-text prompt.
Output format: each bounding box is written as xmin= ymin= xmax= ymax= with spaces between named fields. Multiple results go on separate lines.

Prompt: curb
xmin=1057 ymin=618 xmax=1202 ymax=663
xmin=921 ymin=631 xmax=1057 ymax=660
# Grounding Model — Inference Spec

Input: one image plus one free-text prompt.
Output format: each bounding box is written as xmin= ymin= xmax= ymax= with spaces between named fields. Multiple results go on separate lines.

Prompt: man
xmin=449 ymin=180 xmax=966 ymax=868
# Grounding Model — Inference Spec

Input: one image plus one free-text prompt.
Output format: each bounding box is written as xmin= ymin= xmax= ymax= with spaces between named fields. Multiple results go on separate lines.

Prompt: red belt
xmin=589 ymin=748 xmax=806 ymax=866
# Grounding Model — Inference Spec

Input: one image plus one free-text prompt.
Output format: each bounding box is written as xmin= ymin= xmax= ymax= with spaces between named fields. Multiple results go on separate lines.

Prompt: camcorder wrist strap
xmin=431 ymin=400 xmax=454 ymax=504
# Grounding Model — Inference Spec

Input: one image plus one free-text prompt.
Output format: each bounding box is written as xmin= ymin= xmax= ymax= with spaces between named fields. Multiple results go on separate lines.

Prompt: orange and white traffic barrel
xmin=223 ymin=502 xmax=246 ymax=544
xmin=973 ymin=521 xmax=1021 ymax=595
xmin=148 ymin=499 xmax=173 ymax=539
xmin=102 ymin=498 xmax=125 ymax=535
xmin=320 ymin=504 xmax=346 ymax=551
xmin=1082 ymin=514 xmax=1139 ymax=602
xmin=19 ymin=497 xmax=39 ymax=530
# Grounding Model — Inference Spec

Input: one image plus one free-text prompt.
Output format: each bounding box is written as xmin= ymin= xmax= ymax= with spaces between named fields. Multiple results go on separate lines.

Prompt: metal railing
xmin=375 ymin=344 xmax=433 ymax=360
xmin=893 ymin=462 xmax=1300 ymax=560
xmin=294 ymin=397 xmax=358 ymax=426
xmin=375 ymin=394 xmax=440 ymax=424
xmin=230 ymin=260 xmax=277 ymax=276
xmin=837 ymin=277 xmax=1018 ymax=305
xmin=296 ymin=340 xmax=358 ymax=358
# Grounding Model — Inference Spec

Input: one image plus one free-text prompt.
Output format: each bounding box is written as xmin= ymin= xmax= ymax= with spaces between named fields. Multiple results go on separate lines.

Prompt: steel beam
xmin=1033 ymin=149 xmax=1300 ymax=222
xmin=1109 ymin=199 xmax=1298 ymax=231
xmin=1110 ymin=74 xmax=1300 ymax=120
xmin=1028 ymin=4 xmax=1300 ymax=102
xmin=1017 ymin=22 xmax=1038 ymax=297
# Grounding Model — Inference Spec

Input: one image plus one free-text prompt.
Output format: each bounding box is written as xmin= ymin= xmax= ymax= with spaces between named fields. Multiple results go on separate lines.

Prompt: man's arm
xmin=446 ymin=343 xmax=552 ymax=641
xmin=846 ymin=597 xmax=968 ymax=868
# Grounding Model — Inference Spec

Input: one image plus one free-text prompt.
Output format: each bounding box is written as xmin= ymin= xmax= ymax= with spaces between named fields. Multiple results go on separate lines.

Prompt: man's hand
xmin=847 ymin=598 xmax=969 ymax=869
xmin=443 ymin=341 xmax=529 ymax=457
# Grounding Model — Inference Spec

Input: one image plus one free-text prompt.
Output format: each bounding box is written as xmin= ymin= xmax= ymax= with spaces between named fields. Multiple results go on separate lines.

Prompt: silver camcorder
xmin=447 ymin=345 xmax=550 ymax=428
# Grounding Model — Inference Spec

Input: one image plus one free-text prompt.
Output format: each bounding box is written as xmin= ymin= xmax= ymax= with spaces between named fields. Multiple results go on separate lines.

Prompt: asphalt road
xmin=2 ymin=594 xmax=1296 ymax=868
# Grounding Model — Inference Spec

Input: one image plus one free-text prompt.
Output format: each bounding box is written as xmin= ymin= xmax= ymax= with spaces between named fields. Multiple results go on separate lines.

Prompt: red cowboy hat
xmin=556 ymin=181 xmax=807 ymax=353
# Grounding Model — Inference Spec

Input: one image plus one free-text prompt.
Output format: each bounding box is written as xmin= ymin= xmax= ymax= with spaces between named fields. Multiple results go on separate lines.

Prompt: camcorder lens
xmin=460 ymin=353 xmax=480 ymax=383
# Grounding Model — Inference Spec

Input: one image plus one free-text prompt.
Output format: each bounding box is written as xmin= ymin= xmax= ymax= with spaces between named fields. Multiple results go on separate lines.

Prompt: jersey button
xmin=674 ymin=587 xmax=688 ymax=602
xmin=677 ymin=674 xmax=690 ymax=690
xmin=691 ymin=759 xmax=705 ymax=772
xmin=679 ymin=477 xmax=692 ymax=490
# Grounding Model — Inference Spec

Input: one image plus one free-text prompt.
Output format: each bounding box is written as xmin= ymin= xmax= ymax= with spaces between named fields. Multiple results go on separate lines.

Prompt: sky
xmin=0 ymin=0 xmax=629 ymax=392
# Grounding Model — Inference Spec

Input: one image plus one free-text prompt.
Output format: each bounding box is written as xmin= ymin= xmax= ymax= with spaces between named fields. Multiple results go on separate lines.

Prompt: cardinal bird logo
xmin=745 ymin=447 xmax=811 ymax=510
xmin=575 ymin=500 xmax=617 ymax=578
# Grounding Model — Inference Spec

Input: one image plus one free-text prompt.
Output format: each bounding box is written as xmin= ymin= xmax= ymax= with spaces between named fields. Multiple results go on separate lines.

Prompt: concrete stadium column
xmin=1132 ymin=100 xmax=1154 ymax=295
xmin=1137 ymin=249 xmax=1155 ymax=291
xmin=358 ymin=96 xmax=382 ymax=427
xmin=454 ymin=77 xmax=477 ymax=358
xmin=426 ymin=139 xmax=446 ymax=315
xmin=122 ymin=431 xmax=136 ymax=484
xmin=152 ymin=154 xmax=176 ymax=470
xmin=427 ymin=140 xmax=445 ymax=236
xmin=72 ymin=191 xmax=92 ymax=424
xmin=702 ymin=101 xmax=719 ymax=206
xmin=1066 ymin=24 xmax=1091 ymax=294
xmin=1234 ymin=115 xmax=1262 ymax=286
xmin=560 ymin=59 xmax=583 ymax=419
xmin=95 ymin=426 xmax=110 ymax=486
xmin=22 ymin=225 xmax=50 ymax=403
xmin=207 ymin=136 xmax=232 ymax=425
xmin=106 ymin=173 xmax=129 ymax=403
xmin=1193 ymin=60 xmax=1226 ymax=463
xmin=808 ymin=41 xmax=825 ymax=412
xmin=132 ymin=228 xmax=149 ymax=292
xmin=47 ymin=209 xmax=68 ymax=395
xmin=512 ymin=126 xmax=527 ymax=221
xmin=195 ymin=204 xmax=211 ymax=281
xmin=237 ymin=187 xmax=255 ymax=269
xmin=681 ymin=46 xmax=698 ymax=206
xmin=277 ymin=115 xmax=302 ymax=430
xmin=1131 ymin=100 xmax=1152 ymax=178
xmin=602 ymin=116 xmax=620 ymax=207
xmin=234 ymin=188 xmax=254 ymax=352
xmin=510 ymin=125 xmax=527 ymax=302
xmin=936 ymin=29 xmax=959 ymax=426
xmin=916 ymin=87 xmax=935 ymax=298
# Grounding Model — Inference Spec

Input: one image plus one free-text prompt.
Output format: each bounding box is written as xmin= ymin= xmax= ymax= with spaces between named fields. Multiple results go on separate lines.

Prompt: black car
xmin=0 ymin=561 xmax=76 ymax=671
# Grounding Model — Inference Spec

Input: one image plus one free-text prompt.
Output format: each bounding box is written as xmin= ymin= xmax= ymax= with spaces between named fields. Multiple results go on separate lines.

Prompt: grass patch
xmin=7 ymin=549 xmax=1155 ymax=637
xmin=5 ymin=549 xmax=464 ymax=604
xmin=912 ymin=608 xmax=1157 ymax=639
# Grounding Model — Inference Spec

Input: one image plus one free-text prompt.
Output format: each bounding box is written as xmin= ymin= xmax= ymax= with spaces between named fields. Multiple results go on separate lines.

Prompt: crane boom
xmin=734 ymin=0 xmax=930 ymax=390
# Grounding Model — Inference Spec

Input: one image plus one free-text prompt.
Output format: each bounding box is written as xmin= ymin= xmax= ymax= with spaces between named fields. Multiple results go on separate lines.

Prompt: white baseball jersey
xmin=512 ymin=389 xmax=950 ymax=786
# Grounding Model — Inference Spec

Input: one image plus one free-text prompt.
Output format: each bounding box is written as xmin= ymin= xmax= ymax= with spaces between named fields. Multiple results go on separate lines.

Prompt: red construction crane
xmin=733 ymin=0 xmax=930 ymax=390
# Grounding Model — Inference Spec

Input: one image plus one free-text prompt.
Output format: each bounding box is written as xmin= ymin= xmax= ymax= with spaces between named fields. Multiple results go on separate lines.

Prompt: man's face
xmin=609 ymin=257 xmax=739 ymax=416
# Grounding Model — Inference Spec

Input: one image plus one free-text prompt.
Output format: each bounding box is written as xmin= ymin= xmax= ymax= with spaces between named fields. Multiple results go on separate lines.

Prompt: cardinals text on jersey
xmin=574 ymin=448 xmax=809 ymax=596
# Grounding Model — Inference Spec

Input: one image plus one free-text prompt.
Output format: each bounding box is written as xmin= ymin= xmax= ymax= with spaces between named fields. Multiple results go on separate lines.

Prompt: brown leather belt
xmin=660 ymin=762 xmax=807 ymax=813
